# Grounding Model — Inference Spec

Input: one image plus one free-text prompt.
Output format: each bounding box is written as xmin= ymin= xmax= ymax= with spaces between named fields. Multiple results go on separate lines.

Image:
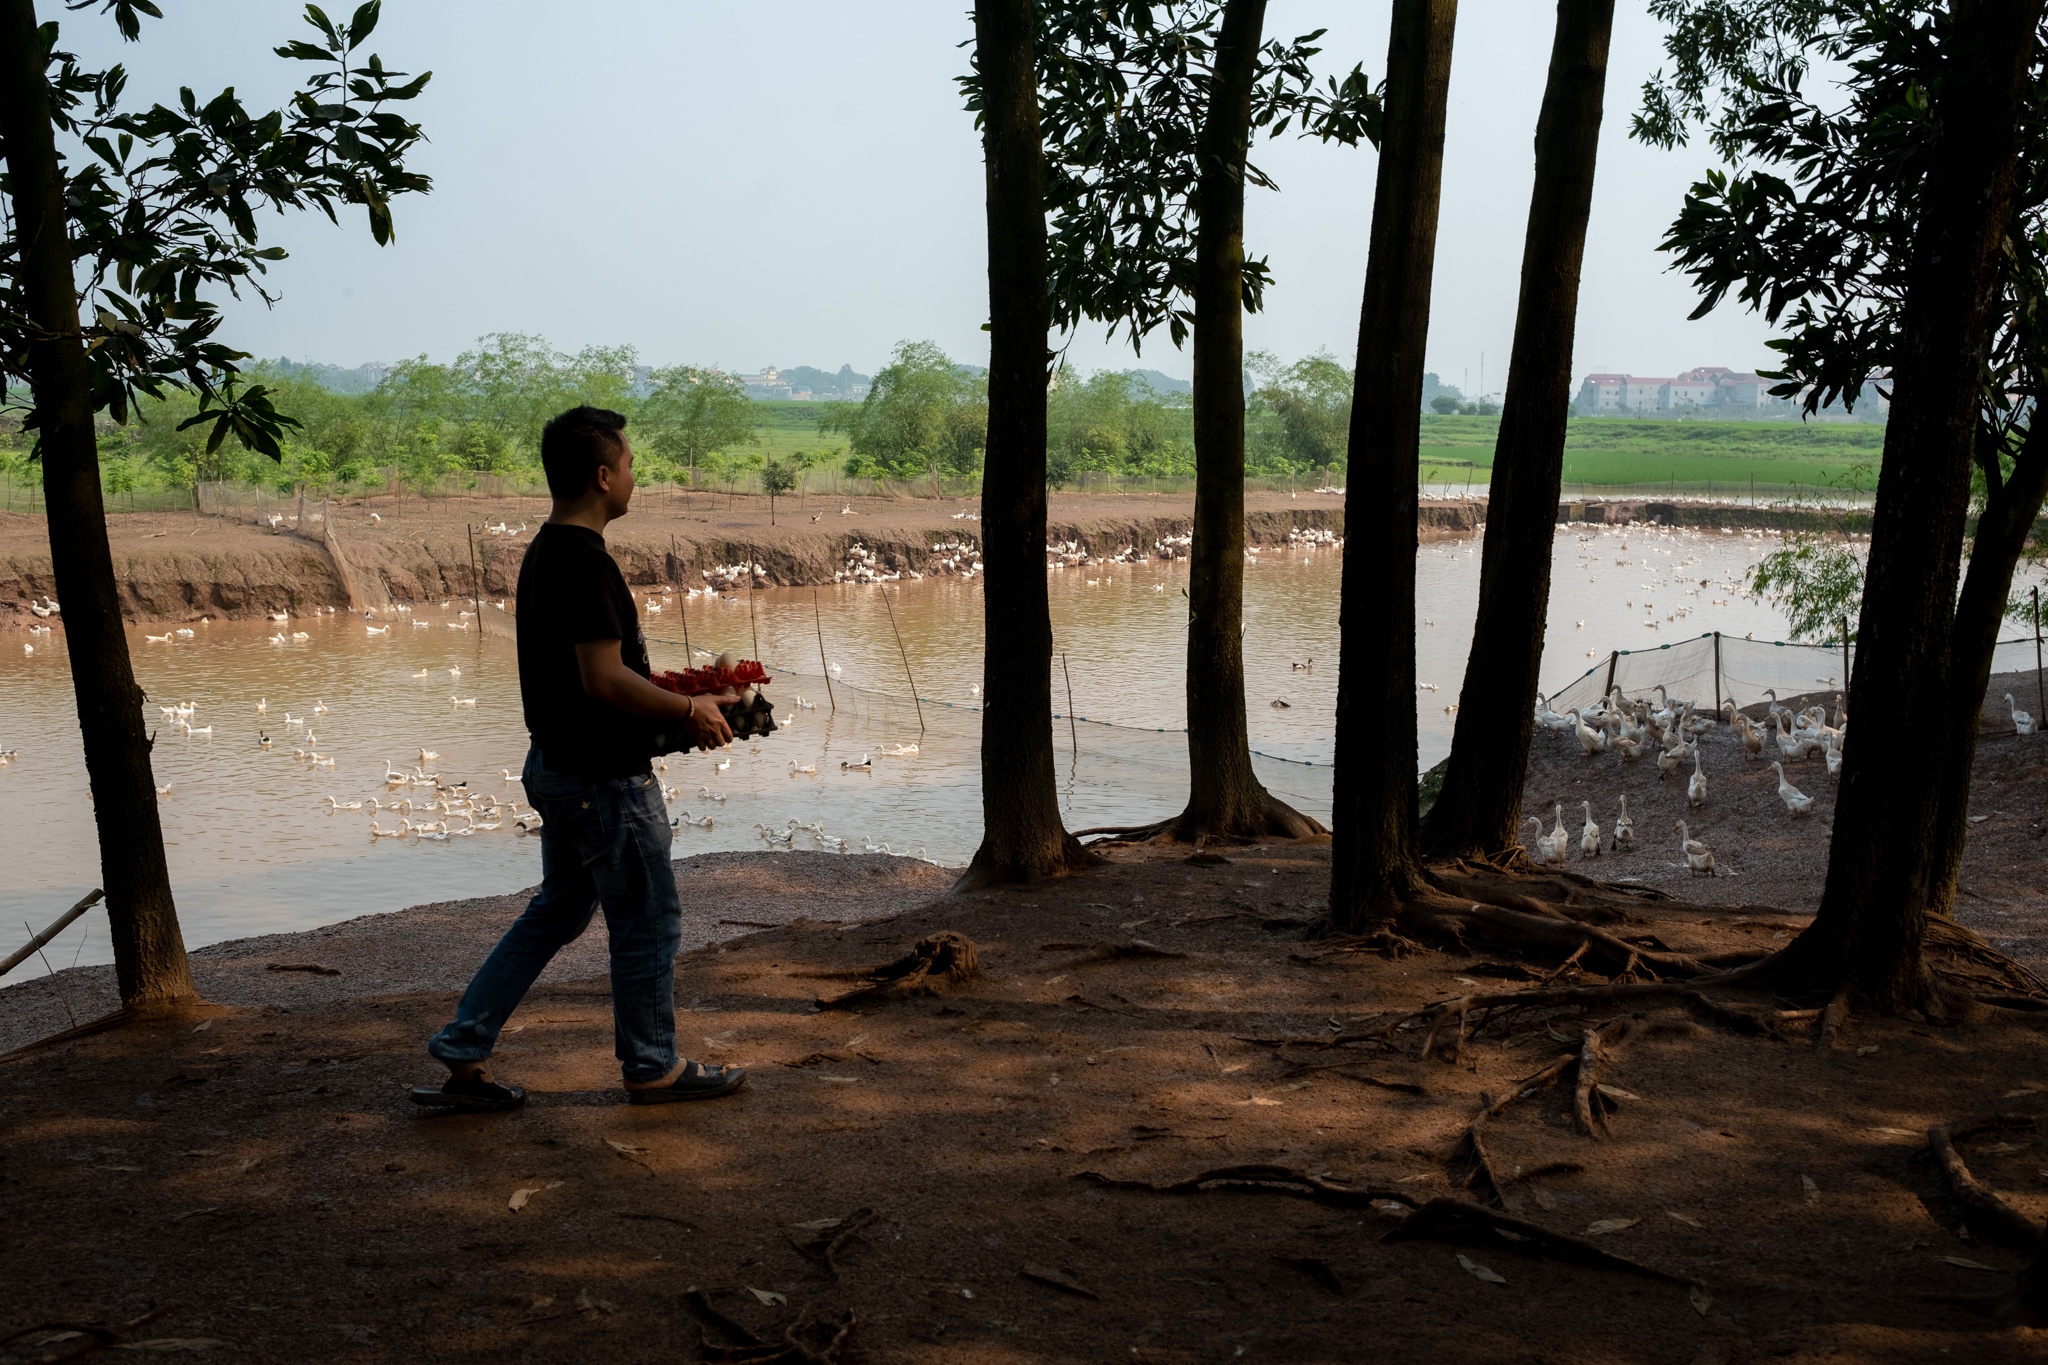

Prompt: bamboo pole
xmin=2035 ymin=586 xmax=2043 ymax=725
xmin=1060 ymin=651 xmax=1078 ymax=759
xmin=814 ymin=589 xmax=836 ymax=713
xmin=467 ymin=523 xmax=485 ymax=638
xmin=1 ymin=890 xmax=103 ymax=980
xmin=746 ymin=547 xmax=761 ymax=661
xmin=881 ymin=587 xmax=924 ymax=735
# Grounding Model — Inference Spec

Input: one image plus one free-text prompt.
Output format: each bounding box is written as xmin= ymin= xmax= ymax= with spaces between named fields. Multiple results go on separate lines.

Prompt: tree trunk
xmin=0 ymin=0 xmax=197 ymax=1007
xmin=1422 ymin=0 xmax=1614 ymax=861
xmin=1328 ymin=0 xmax=1461 ymax=931
xmin=960 ymin=0 xmax=1091 ymax=887
xmin=1176 ymin=0 xmax=1323 ymax=842
xmin=1765 ymin=0 xmax=2042 ymax=1011
xmin=1926 ymin=419 xmax=2048 ymax=918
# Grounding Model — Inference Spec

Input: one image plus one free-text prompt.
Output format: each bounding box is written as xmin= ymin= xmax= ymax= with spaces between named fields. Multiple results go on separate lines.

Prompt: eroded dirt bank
xmin=4 ymin=840 xmax=2047 ymax=1364
xmin=0 ymin=490 xmax=1371 ymax=624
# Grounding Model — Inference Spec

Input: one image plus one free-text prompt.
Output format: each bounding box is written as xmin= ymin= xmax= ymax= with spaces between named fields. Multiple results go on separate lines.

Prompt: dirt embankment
xmin=0 ymin=491 xmax=1354 ymax=625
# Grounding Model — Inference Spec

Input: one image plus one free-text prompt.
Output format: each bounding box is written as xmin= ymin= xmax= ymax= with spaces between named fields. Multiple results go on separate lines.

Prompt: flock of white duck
xmin=1526 ymin=682 xmax=1868 ymax=877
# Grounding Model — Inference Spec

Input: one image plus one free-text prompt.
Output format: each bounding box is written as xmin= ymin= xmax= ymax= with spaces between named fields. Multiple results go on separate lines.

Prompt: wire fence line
xmin=1546 ymin=630 xmax=2048 ymax=715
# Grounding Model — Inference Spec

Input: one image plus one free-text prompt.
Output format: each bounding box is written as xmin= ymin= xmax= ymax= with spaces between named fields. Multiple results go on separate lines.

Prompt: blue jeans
xmin=428 ymin=746 xmax=681 ymax=1084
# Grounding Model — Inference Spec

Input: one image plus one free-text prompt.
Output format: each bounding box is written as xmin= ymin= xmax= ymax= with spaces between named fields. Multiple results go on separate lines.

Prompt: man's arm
xmin=575 ymin=639 xmax=734 ymax=749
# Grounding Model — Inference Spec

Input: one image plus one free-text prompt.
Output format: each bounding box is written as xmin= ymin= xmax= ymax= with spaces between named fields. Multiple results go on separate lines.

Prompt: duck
xmin=258 ymin=733 xmax=272 ymax=749
xmin=1549 ymin=803 xmax=1571 ymax=861
xmin=789 ymin=761 xmax=817 ymax=777
xmin=1687 ymin=748 xmax=1707 ymax=807
xmin=366 ymin=624 xmax=390 ymax=636
xmin=1673 ymin=820 xmax=1716 ymax=876
xmin=1571 ymin=710 xmax=1607 ymax=756
xmin=1773 ymin=713 xmax=1804 ymax=762
xmin=1579 ymin=801 xmax=1602 ymax=859
xmin=1772 ymin=761 xmax=1814 ymax=817
xmin=412 ymin=669 xmax=431 ymax=679
xmin=1615 ymin=736 xmax=1642 ymax=761
xmin=419 ymin=748 xmax=439 ymax=763
xmin=313 ymin=700 xmax=328 ymax=715
xmin=841 ymin=754 xmax=874 ymax=770
xmin=256 ymin=698 xmax=268 ymax=713
xmin=1657 ymin=741 xmax=1686 ymax=781
xmin=450 ymin=696 xmax=477 ymax=707
xmin=1734 ymin=713 xmax=1764 ymax=759
xmin=2007 ymin=693 xmax=2035 ymax=735
xmin=1612 ymin=795 xmax=1633 ymax=851
xmin=1523 ymin=816 xmax=1566 ymax=869
xmin=145 ymin=632 xmax=173 ymax=643
xmin=1825 ymin=729 xmax=1844 ymax=779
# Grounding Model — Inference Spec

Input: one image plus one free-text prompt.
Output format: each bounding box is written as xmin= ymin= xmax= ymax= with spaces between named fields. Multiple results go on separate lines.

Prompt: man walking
xmin=413 ymin=406 xmax=746 ymax=1111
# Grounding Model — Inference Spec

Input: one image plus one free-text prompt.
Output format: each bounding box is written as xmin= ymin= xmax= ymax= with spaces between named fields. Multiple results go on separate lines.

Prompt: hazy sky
xmin=58 ymin=1 xmax=1781 ymax=396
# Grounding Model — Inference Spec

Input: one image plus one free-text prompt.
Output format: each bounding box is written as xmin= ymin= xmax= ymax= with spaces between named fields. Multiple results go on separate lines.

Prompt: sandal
xmin=626 ymin=1059 xmax=748 ymax=1105
xmin=409 ymin=1073 xmax=526 ymax=1112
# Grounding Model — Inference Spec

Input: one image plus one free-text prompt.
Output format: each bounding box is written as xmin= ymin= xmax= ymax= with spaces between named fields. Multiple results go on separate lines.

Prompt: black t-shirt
xmin=516 ymin=522 xmax=653 ymax=778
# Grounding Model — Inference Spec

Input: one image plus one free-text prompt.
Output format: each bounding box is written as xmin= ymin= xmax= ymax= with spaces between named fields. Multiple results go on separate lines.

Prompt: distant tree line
xmin=0 ymin=331 xmax=1362 ymax=502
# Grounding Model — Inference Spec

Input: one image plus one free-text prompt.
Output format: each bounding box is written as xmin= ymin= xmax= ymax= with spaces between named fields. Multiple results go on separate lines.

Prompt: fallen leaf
xmin=1942 ymin=1256 xmax=2001 ymax=1272
xmin=1453 ymin=977 xmax=1480 ymax=987
xmin=1020 ymin=1264 xmax=1100 ymax=1299
xmin=1856 ymin=1045 xmax=1879 ymax=1056
xmin=1981 ymin=1141 xmax=2027 ymax=1156
xmin=1801 ymin=1175 xmax=1820 ymax=1205
xmin=508 ymin=1186 xmax=540 ymax=1212
xmin=1457 ymin=1254 xmax=1507 ymax=1285
xmin=1594 ymin=1084 xmax=1640 ymax=1101
xmin=1868 ymin=1127 xmax=1919 ymax=1140
xmin=190 ymin=1020 xmax=213 ymax=1033
xmin=793 ymin=1218 xmax=842 ymax=1231
xmin=747 ymin=1287 xmax=788 ymax=1306
xmin=606 ymin=1140 xmax=649 ymax=1155
xmin=2004 ymin=1088 xmax=2041 ymax=1099
xmin=1275 ymin=1080 xmax=1311 ymax=1093
xmin=1530 ymin=1188 xmax=1558 ymax=1211
xmin=1690 ymin=1284 xmax=1713 ymax=1317
xmin=1667 ymin=1211 xmax=1703 ymax=1228
xmin=1584 ymin=1218 xmax=1639 ymax=1236
xmin=1247 ymin=1096 xmax=1284 ymax=1107
xmin=814 ymin=1074 xmax=859 ymax=1084
xmin=117 ymin=1339 xmax=227 ymax=1352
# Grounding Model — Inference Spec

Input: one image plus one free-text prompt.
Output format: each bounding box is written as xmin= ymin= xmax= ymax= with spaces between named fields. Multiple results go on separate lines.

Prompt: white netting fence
xmin=1547 ymin=631 xmax=2048 ymax=714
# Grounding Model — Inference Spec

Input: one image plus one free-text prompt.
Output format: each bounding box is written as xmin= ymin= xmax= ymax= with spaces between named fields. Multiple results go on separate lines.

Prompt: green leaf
xmin=348 ymin=0 xmax=380 ymax=43
xmin=303 ymin=4 xmax=340 ymax=45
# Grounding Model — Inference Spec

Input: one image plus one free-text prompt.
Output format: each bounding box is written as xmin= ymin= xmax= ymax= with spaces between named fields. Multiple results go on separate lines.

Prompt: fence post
xmin=1712 ymin=632 xmax=1722 ymax=714
xmin=1603 ymin=649 xmax=1618 ymax=699
xmin=2034 ymin=587 xmax=2042 ymax=726
xmin=814 ymin=589 xmax=834 ymax=713
xmin=1841 ymin=615 xmax=1852 ymax=705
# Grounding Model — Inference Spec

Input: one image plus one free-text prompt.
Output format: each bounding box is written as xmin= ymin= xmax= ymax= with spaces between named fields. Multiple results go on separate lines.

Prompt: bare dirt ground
xmin=0 ymin=489 xmax=1370 ymax=624
xmin=6 ymin=838 xmax=2048 ymax=1364
xmin=1521 ymin=669 xmax=2048 ymax=977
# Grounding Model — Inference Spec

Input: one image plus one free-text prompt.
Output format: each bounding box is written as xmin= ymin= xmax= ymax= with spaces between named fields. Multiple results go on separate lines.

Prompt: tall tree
xmin=0 ymin=0 xmax=429 ymax=1007
xmin=1034 ymin=1 xmax=1377 ymax=841
xmin=1328 ymin=0 xmax=1460 ymax=931
xmin=959 ymin=0 xmax=1091 ymax=885
xmin=1759 ymin=0 xmax=2044 ymax=1010
xmin=1422 ymin=0 xmax=1616 ymax=861
xmin=1654 ymin=0 xmax=2048 ymax=1008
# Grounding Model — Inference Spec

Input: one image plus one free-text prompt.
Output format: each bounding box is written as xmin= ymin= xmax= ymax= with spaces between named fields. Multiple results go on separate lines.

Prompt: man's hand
xmin=683 ymin=693 xmax=734 ymax=750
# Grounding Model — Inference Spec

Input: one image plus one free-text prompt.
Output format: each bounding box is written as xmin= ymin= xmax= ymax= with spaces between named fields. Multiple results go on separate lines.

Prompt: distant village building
xmin=742 ymin=365 xmax=796 ymax=401
xmin=1575 ymin=366 xmax=1778 ymax=415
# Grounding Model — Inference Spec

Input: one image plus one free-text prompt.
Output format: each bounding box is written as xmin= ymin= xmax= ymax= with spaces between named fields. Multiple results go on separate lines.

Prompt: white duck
xmin=1571 ymin=710 xmax=1607 ymax=756
xmin=1523 ymin=816 xmax=1566 ymax=869
xmin=1773 ymin=713 xmax=1804 ymax=762
xmin=1687 ymin=748 xmax=1707 ymax=807
xmin=1825 ymin=729 xmax=1844 ymax=779
xmin=1579 ymin=801 xmax=1602 ymax=859
xmin=1673 ymin=820 xmax=1716 ymax=876
xmin=2006 ymin=693 xmax=2035 ymax=735
xmin=1612 ymin=795 xmax=1634 ymax=851
xmin=1550 ymin=803 xmax=1571 ymax=860
xmin=1771 ymin=761 xmax=1814 ymax=817
xmin=1657 ymin=741 xmax=1686 ymax=781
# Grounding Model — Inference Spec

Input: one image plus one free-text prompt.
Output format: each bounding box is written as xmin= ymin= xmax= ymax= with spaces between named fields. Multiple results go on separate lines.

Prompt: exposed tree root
xmin=1382 ymin=1198 xmax=1691 ymax=1285
xmin=1923 ymin=1118 xmax=2044 ymax=1250
xmin=815 ymin=932 xmax=979 ymax=1011
xmin=1449 ymin=1053 xmax=1576 ymax=1206
xmin=1073 ymin=1164 xmax=1419 ymax=1211
xmin=1073 ymin=791 xmax=1329 ymax=846
xmin=950 ymin=837 xmax=1102 ymax=892
xmin=0 ymin=1304 xmax=177 ymax=1364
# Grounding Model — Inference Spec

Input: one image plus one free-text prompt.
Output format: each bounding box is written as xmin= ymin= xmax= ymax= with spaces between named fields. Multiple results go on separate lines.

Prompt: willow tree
xmin=1422 ymin=0 xmax=1616 ymax=861
xmin=0 ymin=0 xmax=429 ymax=1006
xmin=1653 ymin=0 xmax=2048 ymax=1012
xmin=959 ymin=0 xmax=1092 ymax=885
xmin=1037 ymin=0 xmax=1376 ymax=842
xmin=1328 ymin=0 xmax=1460 ymax=930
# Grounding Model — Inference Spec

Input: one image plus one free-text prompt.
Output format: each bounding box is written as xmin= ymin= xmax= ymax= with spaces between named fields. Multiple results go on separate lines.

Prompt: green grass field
xmin=1416 ymin=415 xmax=1887 ymax=494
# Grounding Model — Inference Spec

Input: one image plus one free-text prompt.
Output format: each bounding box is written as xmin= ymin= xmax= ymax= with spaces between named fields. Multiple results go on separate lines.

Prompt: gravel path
xmin=0 ymin=850 xmax=951 ymax=1055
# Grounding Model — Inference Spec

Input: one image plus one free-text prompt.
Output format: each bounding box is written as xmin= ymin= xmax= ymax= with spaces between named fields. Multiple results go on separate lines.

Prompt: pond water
xmin=0 ymin=524 xmax=1798 ymax=974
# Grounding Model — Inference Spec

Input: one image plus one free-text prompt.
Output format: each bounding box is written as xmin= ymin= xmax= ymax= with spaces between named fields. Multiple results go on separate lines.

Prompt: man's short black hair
xmin=540 ymin=406 xmax=629 ymax=499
